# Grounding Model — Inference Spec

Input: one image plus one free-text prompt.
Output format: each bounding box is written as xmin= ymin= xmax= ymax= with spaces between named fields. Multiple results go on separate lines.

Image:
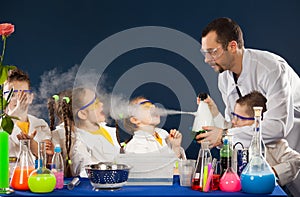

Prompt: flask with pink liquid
xmin=219 ymin=137 xmax=241 ymax=192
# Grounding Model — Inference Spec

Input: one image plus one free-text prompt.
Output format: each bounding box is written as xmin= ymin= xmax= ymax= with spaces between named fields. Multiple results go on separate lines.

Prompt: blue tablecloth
xmin=7 ymin=176 xmax=287 ymax=197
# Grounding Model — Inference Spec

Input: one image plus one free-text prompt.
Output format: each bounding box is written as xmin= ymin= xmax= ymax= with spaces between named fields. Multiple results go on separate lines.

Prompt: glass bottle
xmin=192 ymin=93 xmax=214 ymax=138
xmin=191 ymin=141 xmax=212 ymax=191
xmin=241 ymin=107 xmax=276 ymax=194
xmin=51 ymin=144 xmax=64 ymax=189
xmin=10 ymin=139 xmax=35 ymax=191
xmin=220 ymin=137 xmax=232 ymax=176
xmin=219 ymin=136 xmax=241 ymax=192
xmin=28 ymin=142 xmax=56 ymax=193
xmin=0 ymin=130 xmax=14 ymax=194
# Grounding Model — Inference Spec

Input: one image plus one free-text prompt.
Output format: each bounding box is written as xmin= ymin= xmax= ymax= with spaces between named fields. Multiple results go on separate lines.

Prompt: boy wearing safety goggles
xmin=200 ymin=91 xmax=300 ymax=188
xmin=123 ymin=96 xmax=186 ymax=159
xmin=4 ymin=68 xmax=52 ymax=161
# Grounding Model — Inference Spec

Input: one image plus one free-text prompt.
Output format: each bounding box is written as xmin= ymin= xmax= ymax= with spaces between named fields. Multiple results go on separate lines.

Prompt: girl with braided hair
xmin=48 ymin=89 xmax=76 ymax=177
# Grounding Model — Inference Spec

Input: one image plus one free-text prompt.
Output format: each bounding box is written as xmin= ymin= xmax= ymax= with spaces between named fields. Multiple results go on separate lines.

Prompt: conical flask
xmin=219 ymin=136 xmax=241 ymax=192
xmin=191 ymin=141 xmax=212 ymax=191
xmin=28 ymin=142 xmax=56 ymax=193
xmin=10 ymin=139 xmax=35 ymax=190
xmin=192 ymin=93 xmax=214 ymax=136
xmin=241 ymin=107 xmax=276 ymax=194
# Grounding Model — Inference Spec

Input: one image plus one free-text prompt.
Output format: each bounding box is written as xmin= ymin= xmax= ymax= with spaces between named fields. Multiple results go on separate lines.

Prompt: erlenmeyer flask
xmin=192 ymin=93 xmax=214 ymax=134
xmin=10 ymin=139 xmax=35 ymax=190
xmin=28 ymin=142 xmax=56 ymax=193
xmin=191 ymin=141 xmax=212 ymax=191
xmin=241 ymin=107 xmax=276 ymax=194
xmin=219 ymin=136 xmax=241 ymax=192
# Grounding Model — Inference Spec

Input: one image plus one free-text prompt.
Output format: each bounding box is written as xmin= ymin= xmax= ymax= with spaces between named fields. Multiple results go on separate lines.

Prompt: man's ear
xmin=228 ymin=40 xmax=238 ymax=53
xmin=77 ymin=110 xmax=88 ymax=120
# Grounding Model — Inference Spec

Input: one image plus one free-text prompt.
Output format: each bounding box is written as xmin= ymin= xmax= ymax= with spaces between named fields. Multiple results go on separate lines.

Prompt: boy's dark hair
xmin=202 ymin=17 xmax=244 ymax=49
xmin=123 ymin=96 xmax=147 ymax=134
xmin=236 ymin=90 xmax=267 ymax=118
xmin=7 ymin=68 xmax=31 ymax=88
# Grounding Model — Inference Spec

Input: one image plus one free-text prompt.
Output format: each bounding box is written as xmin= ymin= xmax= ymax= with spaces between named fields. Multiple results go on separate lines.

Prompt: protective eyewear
xmin=200 ymin=46 xmax=224 ymax=61
xmin=231 ymin=112 xmax=255 ymax=121
xmin=76 ymin=95 xmax=101 ymax=116
xmin=138 ymin=100 xmax=155 ymax=109
xmin=3 ymin=89 xmax=32 ymax=95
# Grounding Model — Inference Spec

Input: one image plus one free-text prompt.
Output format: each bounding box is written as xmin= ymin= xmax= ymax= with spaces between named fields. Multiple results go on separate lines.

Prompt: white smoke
xmin=29 ymin=65 xmax=79 ymax=121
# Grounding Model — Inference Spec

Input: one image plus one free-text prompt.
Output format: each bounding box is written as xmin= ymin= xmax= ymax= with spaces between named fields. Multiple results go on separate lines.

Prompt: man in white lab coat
xmin=196 ymin=17 xmax=300 ymax=196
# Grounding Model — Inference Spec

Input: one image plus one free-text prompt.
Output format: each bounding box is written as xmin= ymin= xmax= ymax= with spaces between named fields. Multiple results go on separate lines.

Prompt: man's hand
xmin=195 ymin=126 xmax=223 ymax=148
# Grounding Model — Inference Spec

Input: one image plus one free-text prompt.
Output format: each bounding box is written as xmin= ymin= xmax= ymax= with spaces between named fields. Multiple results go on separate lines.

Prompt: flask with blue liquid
xmin=240 ymin=107 xmax=276 ymax=194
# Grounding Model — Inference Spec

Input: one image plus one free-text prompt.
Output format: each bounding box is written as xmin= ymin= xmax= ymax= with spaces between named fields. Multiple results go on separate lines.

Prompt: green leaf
xmin=0 ymin=96 xmax=7 ymax=111
xmin=1 ymin=115 xmax=14 ymax=135
xmin=0 ymin=65 xmax=16 ymax=84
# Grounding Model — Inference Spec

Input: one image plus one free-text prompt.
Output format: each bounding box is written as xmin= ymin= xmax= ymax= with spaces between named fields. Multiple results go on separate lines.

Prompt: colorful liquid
xmin=220 ymin=157 xmax=231 ymax=176
xmin=241 ymin=173 xmax=275 ymax=194
xmin=191 ymin=178 xmax=202 ymax=190
xmin=53 ymin=171 xmax=64 ymax=189
xmin=210 ymin=174 xmax=220 ymax=190
xmin=0 ymin=131 xmax=9 ymax=189
xmin=219 ymin=171 xmax=241 ymax=192
xmin=28 ymin=174 xmax=56 ymax=193
xmin=10 ymin=166 xmax=35 ymax=190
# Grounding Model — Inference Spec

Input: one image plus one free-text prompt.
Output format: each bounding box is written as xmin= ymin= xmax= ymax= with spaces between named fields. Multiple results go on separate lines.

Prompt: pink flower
xmin=0 ymin=23 xmax=15 ymax=37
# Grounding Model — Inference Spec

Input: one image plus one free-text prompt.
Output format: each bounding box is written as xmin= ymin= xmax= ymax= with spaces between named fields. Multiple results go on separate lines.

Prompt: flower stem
xmin=1 ymin=36 xmax=6 ymax=66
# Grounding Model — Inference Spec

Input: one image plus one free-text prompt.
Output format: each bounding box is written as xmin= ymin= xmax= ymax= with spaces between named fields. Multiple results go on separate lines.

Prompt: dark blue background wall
xmin=1 ymin=0 xmax=299 ymax=159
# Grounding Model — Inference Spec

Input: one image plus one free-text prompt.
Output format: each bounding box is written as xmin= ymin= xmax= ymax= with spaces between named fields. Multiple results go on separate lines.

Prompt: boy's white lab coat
xmin=125 ymin=128 xmax=169 ymax=154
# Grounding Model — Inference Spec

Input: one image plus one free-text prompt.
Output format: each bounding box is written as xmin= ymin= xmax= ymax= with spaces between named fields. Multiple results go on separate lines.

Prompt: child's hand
xmin=17 ymin=130 xmax=38 ymax=157
xmin=9 ymin=91 xmax=31 ymax=121
xmin=168 ymin=129 xmax=182 ymax=148
xmin=43 ymin=139 xmax=54 ymax=156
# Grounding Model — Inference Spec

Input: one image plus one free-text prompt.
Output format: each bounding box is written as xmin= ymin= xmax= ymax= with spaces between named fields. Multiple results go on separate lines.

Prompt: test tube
xmin=67 ymin=177 xmax=80 ymax=190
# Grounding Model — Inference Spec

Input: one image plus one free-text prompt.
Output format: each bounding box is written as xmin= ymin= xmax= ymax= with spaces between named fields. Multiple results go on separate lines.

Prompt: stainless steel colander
xmin=85 ymin=162 xmax=131 ymax=189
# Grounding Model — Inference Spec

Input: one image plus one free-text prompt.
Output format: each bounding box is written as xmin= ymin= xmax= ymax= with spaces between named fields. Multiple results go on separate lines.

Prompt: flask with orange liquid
xmin=10 ymin=139 xmax=35 ymax=190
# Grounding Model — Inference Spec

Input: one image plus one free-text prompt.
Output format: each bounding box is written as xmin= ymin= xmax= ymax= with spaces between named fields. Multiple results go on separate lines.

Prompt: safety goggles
xmin=200 ymin=46 xmax=224 ymax=61
xmin=76 ymin=95 xmax=101 ymax=116
xmin=231 ymin=112 xmax=255 ymax=121
xmin=138 ymin=100 xmax=155 ymax=109
xmin=3 ymin=89 xmax=32 ymax=95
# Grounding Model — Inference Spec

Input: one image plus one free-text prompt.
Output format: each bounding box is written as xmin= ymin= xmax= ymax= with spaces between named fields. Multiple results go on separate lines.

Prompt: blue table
xmin=7 ymin=176 xmax=287 ymax=196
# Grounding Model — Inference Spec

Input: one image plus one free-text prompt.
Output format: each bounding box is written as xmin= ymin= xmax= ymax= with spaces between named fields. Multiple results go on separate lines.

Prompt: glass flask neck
xmin=37 ymin=142 xmax=47 ymax=169
xmin=253 ymin=112 xmax=262 ymax=157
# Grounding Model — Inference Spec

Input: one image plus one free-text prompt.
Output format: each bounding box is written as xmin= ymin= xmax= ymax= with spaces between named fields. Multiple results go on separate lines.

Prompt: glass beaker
xmin=191 ymin=141 xmax=212 ymax=191
xmin=241 ymin=107 xmax=276 ymax=194
xmin=10 ymin=139 xmax=35 ymax=191
xmin=28 ymin=142 xmax=56 ymax=193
